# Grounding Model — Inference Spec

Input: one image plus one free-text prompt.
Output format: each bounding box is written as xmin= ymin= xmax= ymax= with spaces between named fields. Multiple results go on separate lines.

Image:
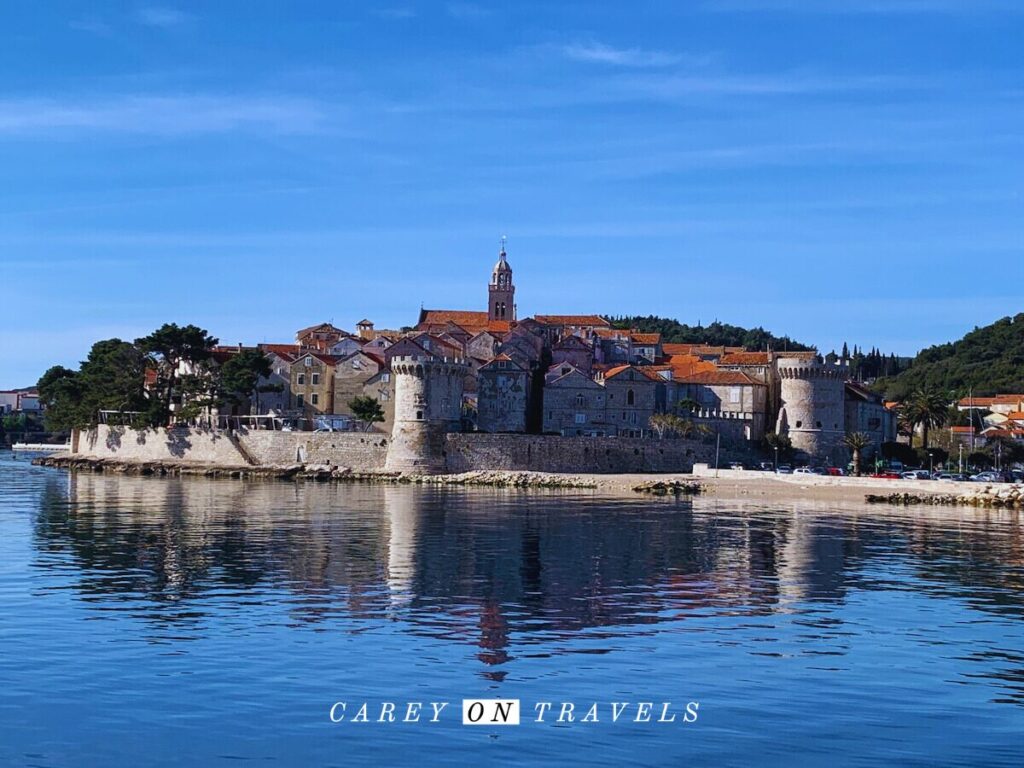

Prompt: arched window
xmin=627 ymin=389 xmax=635 ymax=405
xmin=575 ymin=393 xmax=586 ymax=407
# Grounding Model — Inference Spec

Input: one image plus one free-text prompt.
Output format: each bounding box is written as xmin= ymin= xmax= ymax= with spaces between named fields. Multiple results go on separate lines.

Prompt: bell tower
xmin=488 ymin=237 xmax=515 ymax=322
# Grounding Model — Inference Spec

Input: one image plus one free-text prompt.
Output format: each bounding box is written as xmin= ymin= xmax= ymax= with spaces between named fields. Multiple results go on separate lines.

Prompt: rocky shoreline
xmin=866 ymin=485 xmax=1024 ymax=509
xmin=31 ymin=454 xmax=654 ymax=491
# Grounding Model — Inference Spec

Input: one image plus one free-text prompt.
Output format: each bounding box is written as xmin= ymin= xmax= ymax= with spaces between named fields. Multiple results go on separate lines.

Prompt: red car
xmin=826 ymin=467 xmax=845 ymax=477
xmin=870 ymin=471 xmax=902 ymax=479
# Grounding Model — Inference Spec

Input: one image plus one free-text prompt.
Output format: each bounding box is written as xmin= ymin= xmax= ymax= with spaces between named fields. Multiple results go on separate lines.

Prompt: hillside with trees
xmin=876 ymin=314 xmax=1024 ymax=399
xmin=609 ymin=315 xmax=813 ymax=352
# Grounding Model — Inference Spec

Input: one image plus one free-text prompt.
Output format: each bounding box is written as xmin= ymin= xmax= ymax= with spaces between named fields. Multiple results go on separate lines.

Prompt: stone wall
xmin=74 ymin=425 xmax=389 ymax=469
xmin=76 ymin=425 xmax=250 ymax=464
xmin=444 ymin=434 xmax=721 ymax=474
xmin=73 ymin=426 xmax=748 ymax=475
xmin=236 ymin=430 xmax=388 ymax=468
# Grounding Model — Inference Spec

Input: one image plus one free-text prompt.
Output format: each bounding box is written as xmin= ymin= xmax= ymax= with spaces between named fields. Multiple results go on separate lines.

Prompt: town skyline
xmin=2 ymin=2 xmax=1023 ymax=388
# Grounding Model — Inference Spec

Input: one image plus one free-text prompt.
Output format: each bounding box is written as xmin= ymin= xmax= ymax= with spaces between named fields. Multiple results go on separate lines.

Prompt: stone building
xmin=385 ymin=353 xmax=468 ymax=472
xmin=296 ymin=322 xmax=349 ymax=352
xmin=844 ymin=382 xmax=897 ymax=454
xmin=551 ymin=335 xmax=594 ymax=372
xmin=290 ymin=352 xmax=339 ymax=416
xmin=542 ymin=366 xmax=610 ymax=436
xmin=674 ymin=370 xmax=768 ymax=442
xmin=477 ymin=354 xmax=530 ymax=433
xmin=601 ymin=366 xmax=661 ymax=438
xmin=775 ymin=353 xmax=848 ymax=462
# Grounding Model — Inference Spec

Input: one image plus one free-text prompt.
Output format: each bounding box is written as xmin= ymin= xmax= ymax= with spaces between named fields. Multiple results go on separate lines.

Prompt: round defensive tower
xmin=775 ymin=354 xmax=848 ymax=463
xmin=385 ymin=354 xmax=468 ymax=473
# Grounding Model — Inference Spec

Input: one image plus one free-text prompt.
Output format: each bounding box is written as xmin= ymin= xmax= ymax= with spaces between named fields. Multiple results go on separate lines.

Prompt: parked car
xmin=793 ymin=467 xmax=814 ymax=475
xmin=970 ymin=471 xmax=1005 ymax=483
xmin=776 ymin=465 xmax=793 ymax=474
xmin=728 ymin=462 xmax=746 ymax=470
xmin=826 ymin=467 xmax=845 ymax=477
xmin=758 ymin=462 xmax=776 ymax=472
xmin=902 ymin=470 xmax=932 ymax=480
xmin=870 ymin=471 xmax=902 ymax=479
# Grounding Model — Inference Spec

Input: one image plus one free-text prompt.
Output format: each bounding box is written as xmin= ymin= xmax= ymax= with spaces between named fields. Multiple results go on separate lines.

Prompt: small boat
xmin=11 ymin=442 xmax=70 ymax=453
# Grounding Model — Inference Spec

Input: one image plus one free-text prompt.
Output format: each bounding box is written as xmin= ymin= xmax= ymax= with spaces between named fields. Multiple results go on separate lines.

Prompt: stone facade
xmin=775 ymin=355 xmax=849 ymax=462
xmin=290 ymin=352 xmax=337 ymax=417
xmin=385 ymin=354 xmax=468 ymax=472
xmin=477 ymin=355 xmax=529 ymax=433
xmin=543 ymin=367 xmax=610 ymax=436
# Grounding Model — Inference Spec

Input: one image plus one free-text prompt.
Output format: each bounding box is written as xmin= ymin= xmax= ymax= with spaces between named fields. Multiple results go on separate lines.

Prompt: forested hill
xmin=608 ymin=315 xmax=813 ymax=352
xmin=875 ymin=313 xmax=1024 ymax=399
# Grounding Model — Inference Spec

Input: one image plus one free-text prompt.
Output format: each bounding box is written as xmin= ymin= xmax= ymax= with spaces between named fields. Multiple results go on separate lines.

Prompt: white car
xmin=794 ymin=467 xmax=814 ymax=475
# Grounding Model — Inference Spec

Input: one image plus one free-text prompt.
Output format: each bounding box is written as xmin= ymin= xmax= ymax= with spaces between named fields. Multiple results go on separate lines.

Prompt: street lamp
xmin=929 ymin=451 xmax=934 ymax=476
xmin=774 ymin=445 xmax=779 ymax=472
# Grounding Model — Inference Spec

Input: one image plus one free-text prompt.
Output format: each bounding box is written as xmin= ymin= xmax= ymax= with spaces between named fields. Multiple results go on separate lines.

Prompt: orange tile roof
xmin=661 ymin=343 xmax=744 ymax=357
xmin=720 ymin=351 xmax=771 ymax=366
xmin=630 ymin=333 xmax=661 ymax=344
xmin=676 ymin=370 xmax=765 ymax=386
xmin=950 ymin=426 xmax=976 ymax=433
xmin=534 ymin=314 xmax=610 ymax=327
xmin=664 ymin=354 xmax=718 ymax=379
xmin=957 ymin=396 xmax=998 ymax=407
xmin=991 ymin=395 xmax=1024 ymax=405
xmin=419 ymin=309 xmax=489 ymax=326
xmin=259 ymin=343 xmax=302 ymax=361
xmin=1006 ymin=411 xmax=1024 ymax=421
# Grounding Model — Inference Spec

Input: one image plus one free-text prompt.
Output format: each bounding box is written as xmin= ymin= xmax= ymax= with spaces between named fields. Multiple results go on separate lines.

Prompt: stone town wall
xmin=73 ymin=426 xmax=748 ymax=475
xmin=444 ymin=434 xmax=724 ymax=474
xmin=75 ymin=425 xmax=250 ymax=464
xmin=236 ymin=430 xmax=388 ymax=468
xmin=74 ymin=425 xmax=389 ymax=469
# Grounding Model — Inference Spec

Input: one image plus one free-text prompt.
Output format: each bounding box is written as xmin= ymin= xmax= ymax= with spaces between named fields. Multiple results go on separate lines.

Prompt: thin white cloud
xmin=373 ymin=7 xmax=417 ymax=20
xmin=446 ymin=2 xmax=491 ymax=20
xmin=704 ymin=0 xmax=1022 ymax=13
xmin=0 ymin=95 xmax=326 ymax=135
xmin=561 ymin=41 xmax=686 ymax=68
xmin=69 ymin=19 xmax=112 ymax=35
xmin=136 ymin=6 xmax=189 ymax=27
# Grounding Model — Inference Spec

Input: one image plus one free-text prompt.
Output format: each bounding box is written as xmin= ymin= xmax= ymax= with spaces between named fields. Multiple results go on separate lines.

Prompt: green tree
xmin=219 ymin=349 xmax=274 ymax=412
xmin=900 ymin=387 xmax=949 ymax=449
xmin=348 ymin=396 xmax=385 ymax=431
xmin=37 ymin=365 xmax=86 ymax=431
xmin=136 ymin=324 xmax=218 ymax=425
xmin=844 ymin=432 xmax=873 ymax=476
xmin=763 ymin=431 xmax=793 ymax=461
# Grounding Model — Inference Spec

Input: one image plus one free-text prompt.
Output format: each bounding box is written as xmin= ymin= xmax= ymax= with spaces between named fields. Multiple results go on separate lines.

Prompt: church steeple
xmin=488 ymin=236 xmax=515 ymax=322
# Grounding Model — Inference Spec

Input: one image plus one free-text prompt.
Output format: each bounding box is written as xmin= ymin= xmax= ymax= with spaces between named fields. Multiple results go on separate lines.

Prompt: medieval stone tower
xmin=488 ymin=240 xmax=515 ymax=322
xmin=775 ymin=354 xmax=849 ymax=463
xmin=385 ymin=354 xmax=468 ymax=473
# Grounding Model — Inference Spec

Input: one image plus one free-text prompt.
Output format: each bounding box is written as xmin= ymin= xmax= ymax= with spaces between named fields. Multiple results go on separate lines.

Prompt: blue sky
xmin=1 ymin=1 xmax=1022 ymax=388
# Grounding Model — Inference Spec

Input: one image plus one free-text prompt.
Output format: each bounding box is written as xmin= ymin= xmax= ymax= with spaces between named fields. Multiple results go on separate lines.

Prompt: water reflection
xmin=27 ymin=471 xmax=1023 ymax=697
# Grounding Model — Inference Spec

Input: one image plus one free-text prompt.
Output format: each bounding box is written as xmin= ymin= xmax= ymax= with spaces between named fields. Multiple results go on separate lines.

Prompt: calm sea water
xmin=1 ymin=451 xmax=1022 ymax=767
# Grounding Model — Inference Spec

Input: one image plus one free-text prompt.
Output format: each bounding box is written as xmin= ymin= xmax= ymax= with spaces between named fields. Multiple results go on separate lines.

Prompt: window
xmin=304 ymin=356 xmax=312 ymax=367
xmin=311 ymin=393 xmax=319 ymax=406
xmin=296 ymin=394 xmax=304 ymax=408
xmin=416 ymin=410 xmax=423 ymax=420
xmin=627 ymin=389 xmax=635 ymax=405
xmin=795 ymin=420 xmax=802 ymax=428
xmin=575 ymin=393 xmax=586 ymax=407
xmin=629 ymin=412 xmax=638 ymax=425
xmin=575 ymin=413 xmax=586 ymax=424
xmin=297 ymin=373 xmax=305 ymax=386
xmin=381 ymin=373 xmax=390 ymax=382
xmin=311 ymin=373 xmax=320 ymax=385
xmin=729 ymin=387 xmax=741 ymax=404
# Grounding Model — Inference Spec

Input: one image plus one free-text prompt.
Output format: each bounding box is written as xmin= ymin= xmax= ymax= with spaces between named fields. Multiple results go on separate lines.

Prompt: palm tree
xmin=843 ymin=432 xmax=873 ymax=477
xmin=900 ymin=387 xmax=949 ymax=449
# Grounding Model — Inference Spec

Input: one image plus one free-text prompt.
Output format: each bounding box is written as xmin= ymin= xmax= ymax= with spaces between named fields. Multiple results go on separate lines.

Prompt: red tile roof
xmin=260 ymin=343 xmax=302 ymax=361
xmin=630 ymin=333 xmax=661 ymax=345
xmin=676 ymin=370 xmax=765 ymax=386
xmin=534 ymin=314 xmax=610 ymax=327
xmin=720 ymin=351 xmax=771 ymax=366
